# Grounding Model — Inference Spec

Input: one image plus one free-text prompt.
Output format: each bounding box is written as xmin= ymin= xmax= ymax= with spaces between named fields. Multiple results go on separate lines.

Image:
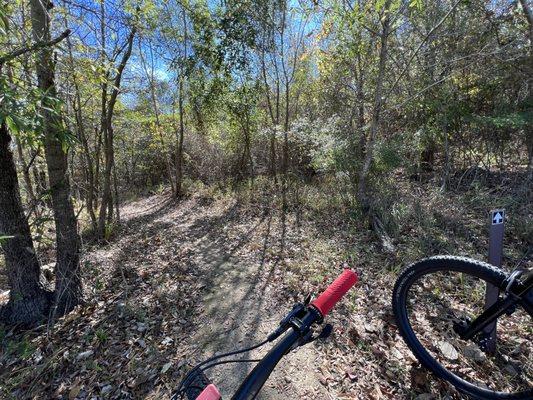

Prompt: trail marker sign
xmin=484 ymin=209 xmax=505 ymax=353
xmin=492 ymin=210 xmax=504 ymax=225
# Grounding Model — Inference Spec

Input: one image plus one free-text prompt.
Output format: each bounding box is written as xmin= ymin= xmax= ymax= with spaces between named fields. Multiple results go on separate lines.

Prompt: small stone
xmin=161 ymin=337 xmax=173 ymax=346
xmin=364 ymin=323 xmax=378 ymax=333
xmin=391 ymin=348 xmax=403 ymax=360
xmin=438 ymin=341 xmax=458 ymax=361
xmin=76 ymin=350 xmax=94 ymax=361
xmin=504 ymin=364 xmax=518 ymax=376
xmin=100 ymin=385 xmax=112 ymax=395
xmin=136 ymin=323 xmax=147 ymax=332
xmin=161 ymin=362 xmax=172 ymax=374
xmin=463 ymin=344 xmax=486 ymax=362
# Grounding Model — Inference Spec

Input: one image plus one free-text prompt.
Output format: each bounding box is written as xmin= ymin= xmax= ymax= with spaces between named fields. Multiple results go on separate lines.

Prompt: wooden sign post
xmin=483 ymin=209 xmax=505 ymax=353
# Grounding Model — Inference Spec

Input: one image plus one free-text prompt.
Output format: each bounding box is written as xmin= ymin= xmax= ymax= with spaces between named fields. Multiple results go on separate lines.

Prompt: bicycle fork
xmin=454 ymin=269 xmax=533 ymax=342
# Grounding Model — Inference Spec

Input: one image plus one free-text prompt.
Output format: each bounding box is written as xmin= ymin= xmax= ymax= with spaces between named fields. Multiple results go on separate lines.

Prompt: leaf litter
xmin=1 ymin=177 xmax=530 ymax=399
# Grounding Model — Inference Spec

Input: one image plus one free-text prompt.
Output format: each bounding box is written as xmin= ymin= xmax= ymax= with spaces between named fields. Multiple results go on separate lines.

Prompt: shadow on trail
xmin=90 ymin=191 xmax=296 ymax=398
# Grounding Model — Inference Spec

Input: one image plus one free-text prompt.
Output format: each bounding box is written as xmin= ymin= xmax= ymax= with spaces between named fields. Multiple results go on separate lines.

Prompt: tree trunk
xmin=97 ymin=27 xmax=136 ymax=238
xmin=30 ymin=0 xmax=82 ymax=315
xmin=357 ymin=2 xmax=391 ymax=213
xmin=175 ymin=78 xmax=185 ymax=197
xmin=15 ymin=137 xmax=37 ymax=208
xmin=441 ymin=116 xmax=450 ymax=190
xmin=0 ymin=123 xmax=52 ymax=326
xmin=5 ymin=66 xmax=38 ymax=211
xmin=66 ymin=32 xmax=97 ymax=230
xmin=113 ymin=156 xmax=120 ymax=223
xmin=519 ymin=0 xmax=533 ymax=179
xmin=139 ymin=40 xmax=176 ymax=195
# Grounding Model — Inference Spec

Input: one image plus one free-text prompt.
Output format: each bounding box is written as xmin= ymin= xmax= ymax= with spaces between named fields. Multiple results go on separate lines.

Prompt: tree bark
xmin=175 ymin=78 xmax=186 ymax=197
xmin=357 ymin=2 xmax=392 ymax=212
xmin=65 ymin=32 xmax=97 ymax=230
xmin=30 ymin=0 xmax=82 ymax=315
xmin=97 ymin=27 xmax=136 ymax=238
xmin=0 ymin=123 xmax=52 ymax=326
xmin=519 ymin=0 xmax=533 ymax=178
xmin=139 ymin=40 xmax=176 ymax=195
xmin=15 ymin=137 xmax=37 ymax=209
xmin=174 ymin=6 xmax=188 ymax=197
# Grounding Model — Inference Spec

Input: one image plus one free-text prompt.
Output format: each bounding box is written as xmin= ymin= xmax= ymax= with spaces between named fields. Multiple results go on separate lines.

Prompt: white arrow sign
xmin=492 ymin=211 xmax=504 ymax=225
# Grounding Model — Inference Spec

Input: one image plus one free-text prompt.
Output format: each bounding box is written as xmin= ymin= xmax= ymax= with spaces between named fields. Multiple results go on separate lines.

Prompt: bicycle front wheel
xmin=392 ymin=256 xmax=532 ymax=399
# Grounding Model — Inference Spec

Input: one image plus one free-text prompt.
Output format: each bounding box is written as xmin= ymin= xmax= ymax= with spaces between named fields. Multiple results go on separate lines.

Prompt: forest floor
xmin=0 ymin=172 xmax=531 ymax=400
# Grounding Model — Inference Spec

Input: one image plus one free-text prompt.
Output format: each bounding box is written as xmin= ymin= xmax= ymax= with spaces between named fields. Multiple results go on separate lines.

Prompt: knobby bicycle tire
xmin=392 ymin=256 xmax=533 ymax=400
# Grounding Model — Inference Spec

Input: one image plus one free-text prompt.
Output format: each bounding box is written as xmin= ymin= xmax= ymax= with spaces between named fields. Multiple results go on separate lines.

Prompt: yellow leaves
xmin=317 ymin=49 xmax=334 ymax=77
xmin=299 ymin=50 xmax=311 ymax=63
xmin=68 ymin=379 xmax=82 ymax=399
xmin=0 ymin=4 xmax=9 ymax=36
xmin=451 ymin=71 xmax=482 ymax=96
xmin=317 ymin=19 xmax=333 ymax=42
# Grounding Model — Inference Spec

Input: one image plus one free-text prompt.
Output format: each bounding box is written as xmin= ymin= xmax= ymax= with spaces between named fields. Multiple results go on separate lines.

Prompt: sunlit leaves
xmin=0 ymin=4 xmax=9 ymax=36
xmin=409 ymin=0 xmax=424 ymax=12
xmin=0 ymin=74 xmax=76 ymax=151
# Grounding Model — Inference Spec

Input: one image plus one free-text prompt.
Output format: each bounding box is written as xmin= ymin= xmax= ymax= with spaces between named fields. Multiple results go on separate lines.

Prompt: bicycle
xmin=392 ymin=256 xmax=532 ymax=399
xmin=173 ymin=269 xmax=358 ymax=400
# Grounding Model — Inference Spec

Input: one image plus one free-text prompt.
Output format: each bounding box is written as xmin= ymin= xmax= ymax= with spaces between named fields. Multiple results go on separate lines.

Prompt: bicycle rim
xmin=397 ymin=261 xmax=532 ymax=398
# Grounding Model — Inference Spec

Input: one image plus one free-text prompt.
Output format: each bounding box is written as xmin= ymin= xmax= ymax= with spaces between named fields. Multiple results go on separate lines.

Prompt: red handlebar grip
xmin=196 ymin=384 xmax=221 ymax=400
xmin=311 ymin=269 xmax=358 ymax=317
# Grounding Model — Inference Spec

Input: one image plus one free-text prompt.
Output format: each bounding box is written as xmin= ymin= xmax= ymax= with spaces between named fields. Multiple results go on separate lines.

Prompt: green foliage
xmin=1 ymin=334 xmax=35 ymax=361
xmin=0 ymin=75 xmax=76 ymax=151
xmin=471 ymin=111 xmax=533 ymax=130
xmin=0 ymin=77 xmax=40 ymax=145
xmin=408 ymin=0 xmax=424 ymax=11
xmin=95 ymin=328 xmax=109 ymax=344
xmin=374 ymin=135 xmax=407 ymax=173
xmin=104 ymin=223 xmax=116 ymax=241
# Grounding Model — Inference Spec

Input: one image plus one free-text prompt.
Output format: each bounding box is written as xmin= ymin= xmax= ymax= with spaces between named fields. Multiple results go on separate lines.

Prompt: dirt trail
xmin=119 ymin=193 xmax=332 ymax=399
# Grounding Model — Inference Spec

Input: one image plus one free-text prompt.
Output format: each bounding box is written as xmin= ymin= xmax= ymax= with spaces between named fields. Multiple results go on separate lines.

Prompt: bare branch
xmin=385 ymin=0 xmax=462 ymax=98
xmin=0 ymin=29 xmax=71 ymax=66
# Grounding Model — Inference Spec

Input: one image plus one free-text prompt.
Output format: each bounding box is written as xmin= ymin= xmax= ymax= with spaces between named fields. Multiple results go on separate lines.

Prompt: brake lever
xmin=317 ymin=323 xmax=333 ymax=340
xmin=267 ymin=302 xmax=307 ymax=342
xmin=293 ymin=323 xmax=334 ymax=349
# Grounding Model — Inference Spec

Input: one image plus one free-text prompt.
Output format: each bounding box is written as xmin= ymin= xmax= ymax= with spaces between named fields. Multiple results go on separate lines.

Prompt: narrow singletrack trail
xmin=115 ymin=193 xmax=332 ymax=399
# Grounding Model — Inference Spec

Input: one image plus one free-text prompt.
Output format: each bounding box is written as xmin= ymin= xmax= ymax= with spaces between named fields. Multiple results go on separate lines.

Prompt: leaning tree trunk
xmin=0 ymin=123 xmax=52 ymax=325
xmin=357 ymin=2 xmax=391 ymax=213
xmin=30 ymin=0 xmax=82 ymax=315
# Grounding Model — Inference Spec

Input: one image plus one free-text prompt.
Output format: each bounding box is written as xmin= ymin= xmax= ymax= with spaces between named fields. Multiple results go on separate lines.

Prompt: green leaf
xmin=4 ymin=115 xmax=19 ymax=134
xmin=0 ymin=6 xmax=9 ymax=35
xmin=409 ymin=0 xmax=424 ymax=11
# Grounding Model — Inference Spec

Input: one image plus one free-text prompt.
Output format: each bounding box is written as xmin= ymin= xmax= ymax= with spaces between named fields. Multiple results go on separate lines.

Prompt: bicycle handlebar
xmin=231 ymin=270 xmax=357 ymax=399
xmin=187 ymin=270 xmax=358 ymax=400
xmin=311 ymin=269 xmax=358 ymax=317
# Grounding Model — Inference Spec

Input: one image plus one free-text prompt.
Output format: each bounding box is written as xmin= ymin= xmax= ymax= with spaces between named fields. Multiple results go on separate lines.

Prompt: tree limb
xmin=0 ymin=29 xmax=71 ymax=66
xmin=385 ymin=0 xmax=461 ymax=98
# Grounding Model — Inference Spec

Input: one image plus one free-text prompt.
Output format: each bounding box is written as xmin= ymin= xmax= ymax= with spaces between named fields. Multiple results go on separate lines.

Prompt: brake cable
xmin=173 ymin=339 xmax=269 ymax=399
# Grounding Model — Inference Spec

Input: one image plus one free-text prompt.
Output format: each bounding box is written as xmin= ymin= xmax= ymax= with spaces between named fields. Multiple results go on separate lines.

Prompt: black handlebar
xmin=231 ymin=308 xmax=322 ymax=400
